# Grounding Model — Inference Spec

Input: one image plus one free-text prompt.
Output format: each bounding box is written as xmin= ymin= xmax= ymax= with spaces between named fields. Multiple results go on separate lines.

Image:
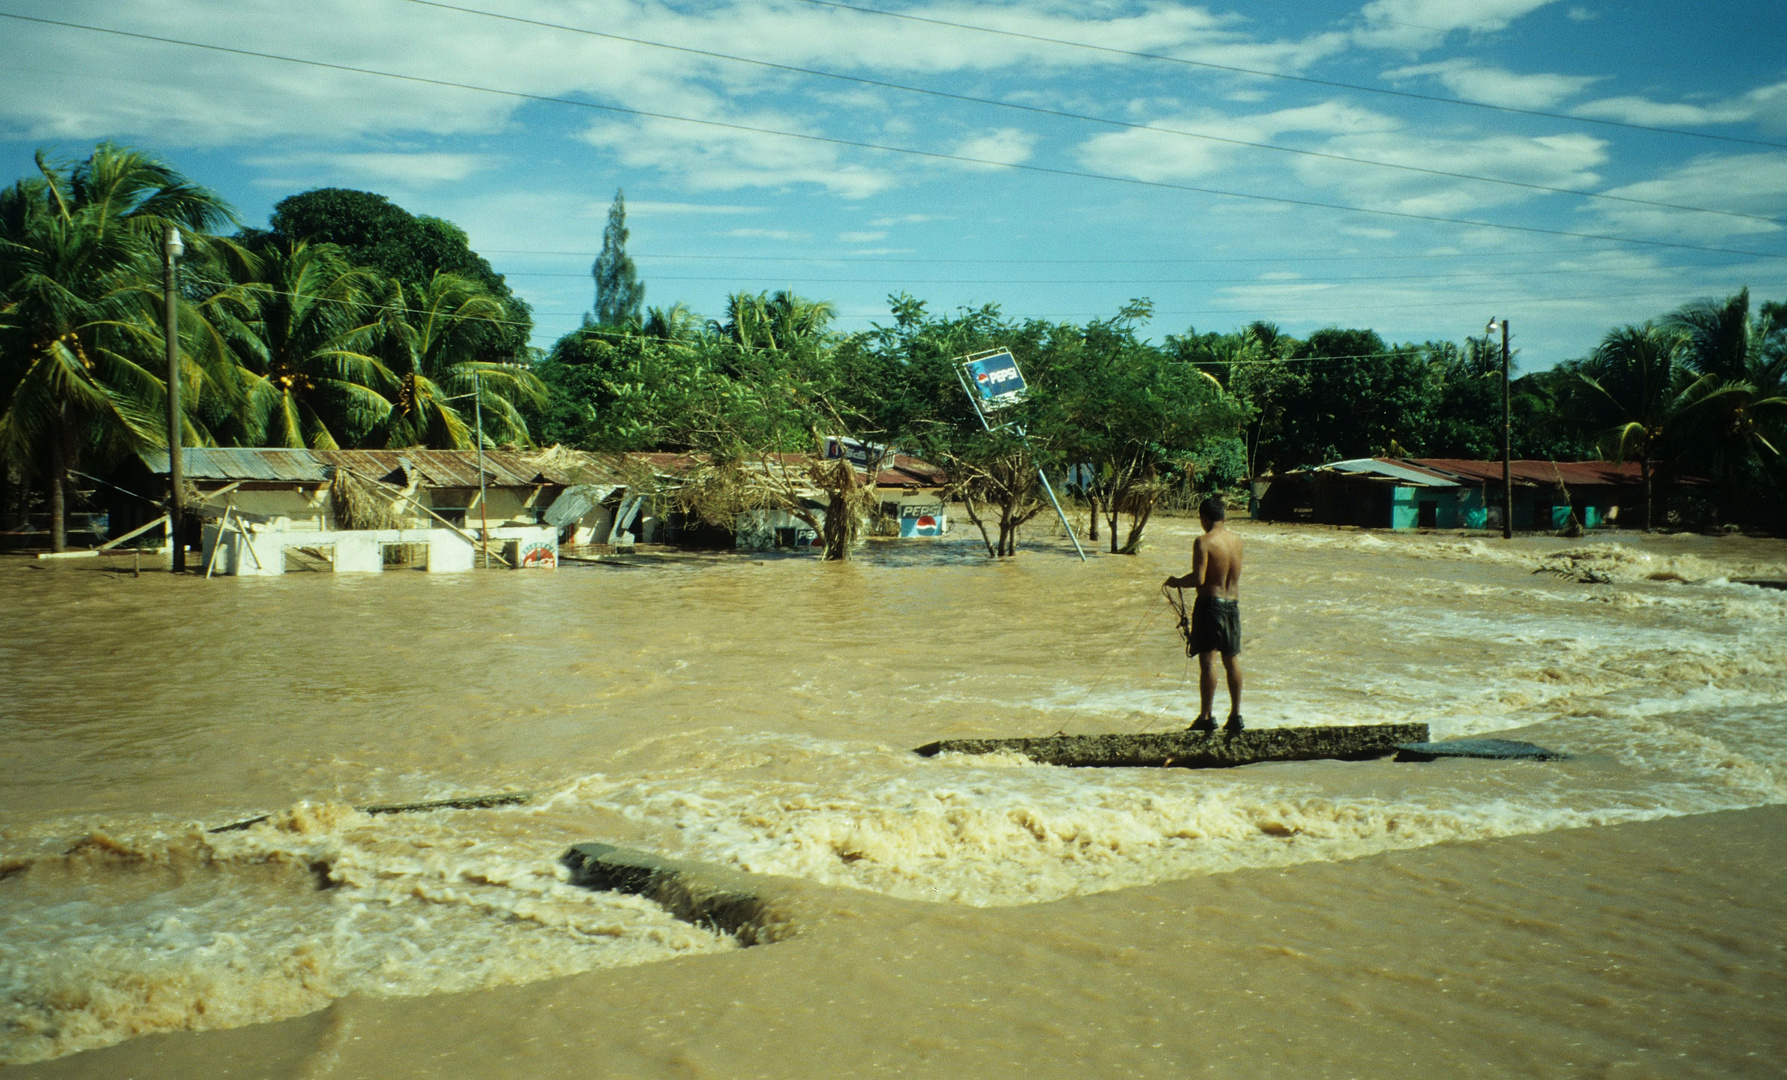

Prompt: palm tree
xmin=711 ymin=290 xmax=837 ymax=353
xmin=1664 ymin=289 xmax=1787 ymax=509
xmin=202 ymin=239 xmax=395 ymax=449
xmin=371 ymin=272 xmax=545 ymax=448
xmin=1571 ymin=323 xmax=1700 ymax=530
xmin=0 ymin=144 xmax=233 ymax=550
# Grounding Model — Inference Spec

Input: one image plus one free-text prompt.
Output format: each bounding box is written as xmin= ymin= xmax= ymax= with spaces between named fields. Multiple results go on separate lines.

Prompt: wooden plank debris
xmin=97 ymin=513 xmax=170 ymax=552
xmin=914 ymin=723 xmax=1430 ymax=769
xmin=207 ymin=791 xmax=531 ymax=833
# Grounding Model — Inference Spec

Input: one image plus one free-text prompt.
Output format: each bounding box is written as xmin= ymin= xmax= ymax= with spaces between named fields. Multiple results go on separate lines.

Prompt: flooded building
xmin=131 ymin=447 xmax=625 ymax=573
xmin=1253 ymin=458 xmax=1650 ymax=532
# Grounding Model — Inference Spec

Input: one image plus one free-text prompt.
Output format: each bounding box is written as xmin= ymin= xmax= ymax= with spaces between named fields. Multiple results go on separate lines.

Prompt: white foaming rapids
xmin=0 ymin=802 xmax=731 ymax=1065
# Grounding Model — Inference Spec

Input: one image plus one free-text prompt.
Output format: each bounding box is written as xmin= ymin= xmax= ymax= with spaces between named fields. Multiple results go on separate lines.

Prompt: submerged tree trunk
xmin=48 ymin=407 xmax=68 ymax=553
xmin=1086 ymin=494 xmax=1099 ymax=542
xmin=1117 ymin=493 xmax=1157 ymax=554
xmin=1641 ymin=458 xmax=1653 ymax=532
xmin=961 ymin=496 xmax=996 ymax=558
xmin=817 ymin=459 xmax=860 ymax=561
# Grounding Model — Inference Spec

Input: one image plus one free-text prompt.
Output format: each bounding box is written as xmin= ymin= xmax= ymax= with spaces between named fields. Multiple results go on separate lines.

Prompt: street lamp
xmin=164 ymin=225 xmax=185 ymax=571
xmin=1485 ymin=317 xmax=1512 ymax=540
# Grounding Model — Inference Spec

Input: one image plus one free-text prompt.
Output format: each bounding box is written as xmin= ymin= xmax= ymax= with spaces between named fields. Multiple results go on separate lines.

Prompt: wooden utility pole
xmin=164 ymin=225 xmax=185 ymax=571
xmin=1489 ymin=317 xmax=1513 ymax=540
xmin=473 ymin=370 xmax=490 ymax=568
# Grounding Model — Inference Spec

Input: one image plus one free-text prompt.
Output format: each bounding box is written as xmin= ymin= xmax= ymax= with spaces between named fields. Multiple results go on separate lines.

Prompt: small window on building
xmin=1417 ymin=502 xmax=1437 ymax=529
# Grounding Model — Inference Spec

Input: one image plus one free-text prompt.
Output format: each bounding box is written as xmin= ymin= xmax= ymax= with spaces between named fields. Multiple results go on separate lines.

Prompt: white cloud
xmin=1076 ymin=102 xmax=1401 ymax=182
xmin=720 ymin=228 xmax=809 ymax=241
xmin=580 ymin=113 xmax=897 ymax=198
xmin=1566 ymin=6 xmax=1598 ymax=21
xmin=868 ymin=213 xmax=951 ymax=226
xmin=952 ymin=128 xmax=1037 ymax=169
xmin=838 ymin=230 xmax=887 ymax=242
xmin=241 ymin=151 xmax=497 ymax=186
xmin=623 ymin=201 xmax=765 ymax=216
xmin=1354 ymin=0 xmax=1561 ymax=50
xmin=1382 ymin=60 xmax=1602 ymax=109
xmin=1573 ymin=80 xmax=1787 ymax=130
xmin=1289 ymin=130 xmax=1608 ymax=216
xmin=0 ymin=0 xmax=1346 ymax=147
xmin=1587 ymin=153 xmax=1787 ymax=240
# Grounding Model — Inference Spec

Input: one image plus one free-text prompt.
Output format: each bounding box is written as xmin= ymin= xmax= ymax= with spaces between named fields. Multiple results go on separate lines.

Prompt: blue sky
xmin=3 ymin=0 xmax=1784 ymax=369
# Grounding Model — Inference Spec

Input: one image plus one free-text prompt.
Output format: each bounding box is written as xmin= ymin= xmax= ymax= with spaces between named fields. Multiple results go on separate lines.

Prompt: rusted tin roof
xmin=1410 ymin=459 xmax=1645 ymax=487
xmin=631 ymin=450 xmax=947 ymax=490
xmin=141 ymin=446 xmax=628 ymax=488
xmin=139 ymin=447 xmax=330 ymax=482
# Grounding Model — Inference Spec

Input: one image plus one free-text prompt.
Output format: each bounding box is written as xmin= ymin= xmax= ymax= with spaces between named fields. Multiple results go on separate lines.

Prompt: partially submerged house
xmin=634 ymin=451 xmax=951 ymax=550
xmin=125 ymin=444 xmax=951 ymax=566
xmin=131 ymin=447 xmax=627 ymax=573
xmin=1253 ymin=458 xmax=1651 ymax=532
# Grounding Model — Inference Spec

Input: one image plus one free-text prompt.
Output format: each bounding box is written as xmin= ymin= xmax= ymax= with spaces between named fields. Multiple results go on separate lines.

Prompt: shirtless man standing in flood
xmin=1164 ymin=496 xmax=1244 ymax=733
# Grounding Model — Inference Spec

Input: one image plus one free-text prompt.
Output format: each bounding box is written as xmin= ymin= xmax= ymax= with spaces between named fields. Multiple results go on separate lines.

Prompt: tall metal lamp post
xmin=164 ymin=224 xmax=185 ymax=571
xmin=1485 ymin=317 xmax=1512 ymax=540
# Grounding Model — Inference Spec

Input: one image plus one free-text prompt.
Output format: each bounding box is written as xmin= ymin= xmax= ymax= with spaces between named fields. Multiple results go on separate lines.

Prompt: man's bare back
xmin=1163 ymin=497 xmax=1245 ymax=731
xmin=1189 ymin=523 xmax=1243 ymax=599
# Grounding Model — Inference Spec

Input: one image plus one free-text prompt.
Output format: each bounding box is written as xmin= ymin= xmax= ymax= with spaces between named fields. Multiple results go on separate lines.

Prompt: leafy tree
xmin=1664 ymin=288 xmax=1787 ymax=511
xmin=1049 ymin=300 xmax=1245 ymax=553
xmin=591 ymin=189 xmax=644 ymax=329
xmin=1421 ymin=338 xmax=1503 ymax=459
xmin=1568 ymin=323 xmax=1693 ymax=530
xmin=0 ymin=143 xmax=233 ymax=550
xmin=368 ymin=272 xmax=546 ymax=449
xmin=1265 ymin=329 xmax=1434 ymax=468
xmin=199 ymin=239 xmax=392 ymax=449
xmin=263 ymin=188 xmax=532 ymax=364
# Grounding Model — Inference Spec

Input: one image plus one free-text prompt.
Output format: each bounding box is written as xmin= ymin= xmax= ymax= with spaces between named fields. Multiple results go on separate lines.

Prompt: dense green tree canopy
xmin=260 ymin=187 xmax=533 ymax=364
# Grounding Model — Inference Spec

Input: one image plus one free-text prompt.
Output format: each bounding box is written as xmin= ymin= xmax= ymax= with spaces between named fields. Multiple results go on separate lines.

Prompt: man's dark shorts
xmin=1191 ymin=596 xmax=1241 ymax=656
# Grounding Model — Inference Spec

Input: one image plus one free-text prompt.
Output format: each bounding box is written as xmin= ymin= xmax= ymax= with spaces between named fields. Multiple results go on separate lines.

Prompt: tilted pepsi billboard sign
xmin=961 ymin=349 xmax=1027 ymax=410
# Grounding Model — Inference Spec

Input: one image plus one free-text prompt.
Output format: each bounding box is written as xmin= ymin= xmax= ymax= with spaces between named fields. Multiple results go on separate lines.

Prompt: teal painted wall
xmin=1391 ymin=486 xmax=1419 ymax=529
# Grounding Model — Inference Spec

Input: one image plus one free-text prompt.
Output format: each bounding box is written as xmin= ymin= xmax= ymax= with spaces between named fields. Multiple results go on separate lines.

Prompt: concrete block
xmin=562 ymin=843 xmax=777 ymax=945
xmin=427 ymin=530 xmax=475 ymax=573
xmin=915 ymin=723 xmax=1431 ymax=769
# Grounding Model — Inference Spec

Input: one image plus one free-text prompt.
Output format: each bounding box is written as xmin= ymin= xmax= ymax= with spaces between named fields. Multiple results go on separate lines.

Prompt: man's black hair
xmin=1199 ymin=495 xmax=1226 ymax=521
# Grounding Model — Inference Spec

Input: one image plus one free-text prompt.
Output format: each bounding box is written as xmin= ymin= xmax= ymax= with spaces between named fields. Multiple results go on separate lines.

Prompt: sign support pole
xmin=954 ymin=363 xmax=1086 ymax=562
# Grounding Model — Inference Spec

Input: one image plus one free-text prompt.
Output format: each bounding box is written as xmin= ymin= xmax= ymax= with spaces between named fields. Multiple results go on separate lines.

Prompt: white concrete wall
xmin=201 ymin=524 xmax=498 ymax=575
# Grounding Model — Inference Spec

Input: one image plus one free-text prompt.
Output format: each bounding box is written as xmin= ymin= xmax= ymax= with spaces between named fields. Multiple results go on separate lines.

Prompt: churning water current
xmin=2 ymin=519 xmax=1784 ymax=1064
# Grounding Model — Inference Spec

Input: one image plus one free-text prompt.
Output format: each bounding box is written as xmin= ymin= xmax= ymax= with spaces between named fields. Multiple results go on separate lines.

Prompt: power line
xmin=488 ymin=248 xmax=1750 ymax=266
xmin=190 ymin=274 xmax=1708 ymax=351
xmin=5 ymin=12 xmax=1782 ymax=262
xmin=794 ymin=0 xmax=1787 ymax=151
xmin=501 ymin=266 xmax=1702 ymax=285
xmin=811 ymin=289 xmax=1707 ymax=319
xmin=396 ymin=0 xmax=1779 ymax=226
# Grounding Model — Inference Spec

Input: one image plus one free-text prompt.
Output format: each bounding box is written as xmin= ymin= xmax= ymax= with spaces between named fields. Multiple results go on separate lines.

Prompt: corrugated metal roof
xmin=1323 ymin=458 xmax=1461 ymax=487
xmin=139 ymin=446 xmax=936 ymax=490
xmin=139 ymin=447 xmax=330 ymax=482
xmin=141 ymin=446 xmax=628 ymax=487
xmin=1410 ymin=459 xmax=1645 ymax=487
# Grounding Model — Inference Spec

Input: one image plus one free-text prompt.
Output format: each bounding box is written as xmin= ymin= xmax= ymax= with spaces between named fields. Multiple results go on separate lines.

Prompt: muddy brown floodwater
xmin=3 ymin=519 xmax=1785 ymax=1076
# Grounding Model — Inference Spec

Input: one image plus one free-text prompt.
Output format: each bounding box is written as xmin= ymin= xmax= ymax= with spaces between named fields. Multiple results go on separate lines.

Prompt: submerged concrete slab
xmin=1394 ymin=738 xmax=1566 ymax=762
xmin=562 ymin=843 xmax=785 ymax=945
xmin=914 ymin=723 xmax=1430 ymax=769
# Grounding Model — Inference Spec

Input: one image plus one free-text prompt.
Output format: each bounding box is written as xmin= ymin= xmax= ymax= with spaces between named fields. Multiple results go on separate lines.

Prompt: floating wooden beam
xmin=207 ymin=791 xmax=531 ymax=833
xmin=914 ymin=723 xmax=1430 ymax=769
